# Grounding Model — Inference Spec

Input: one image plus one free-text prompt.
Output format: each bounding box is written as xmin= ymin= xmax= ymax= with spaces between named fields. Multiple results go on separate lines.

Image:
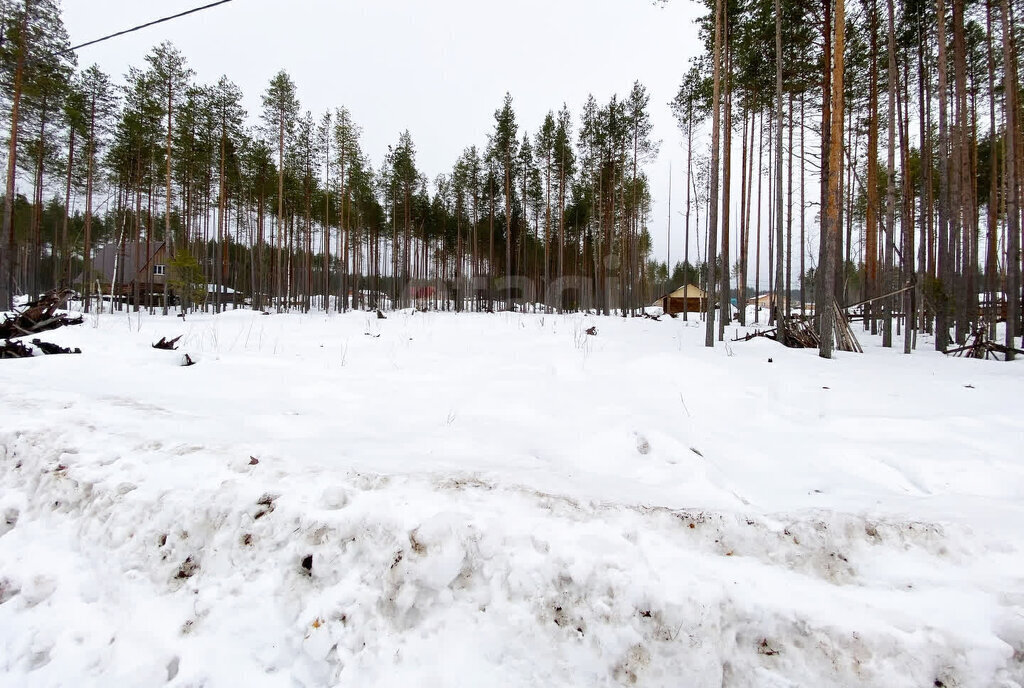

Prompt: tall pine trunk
xmin=1 ymin=8 xmax=27 ymax=311
xmin=1002 ymin=0 xmax=1021 ymax=358
xmin=774 ymin=0 xmax=786 ymax=334
xmin=936 ymin=0 xmax=952 ymax=350
xmin=820 ymin=0 xmax=845 ymax=358
xmin=867 ymin=0 xmax=880 ymax=333
xmin=705 ymin=0 xmax=724 ymax=347
xmin=883 ymin=0 xmax=898 ymax=348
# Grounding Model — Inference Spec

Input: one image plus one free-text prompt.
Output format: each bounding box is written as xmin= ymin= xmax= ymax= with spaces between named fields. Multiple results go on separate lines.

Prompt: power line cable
xmin=61 ymin=0 xmax=234 ymax=54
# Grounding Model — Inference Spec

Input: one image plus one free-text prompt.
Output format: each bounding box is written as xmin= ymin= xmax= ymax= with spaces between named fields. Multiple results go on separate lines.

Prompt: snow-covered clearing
xmin=1 ymin=307 xmax=1022 ymax=687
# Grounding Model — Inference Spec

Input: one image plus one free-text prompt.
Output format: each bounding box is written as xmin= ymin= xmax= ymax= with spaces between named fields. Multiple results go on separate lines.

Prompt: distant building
xmin=78 ymin=241 xmax=170 ymax=303
xmin=749 ymin=292 xmax=815 ymax=314
xmin=656 ymin=284 xmax=707 ymax=315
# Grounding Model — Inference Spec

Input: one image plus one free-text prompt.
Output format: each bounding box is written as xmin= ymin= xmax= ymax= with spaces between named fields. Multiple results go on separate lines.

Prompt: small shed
xmin=659 ymin=284 xmax=707 ymax=315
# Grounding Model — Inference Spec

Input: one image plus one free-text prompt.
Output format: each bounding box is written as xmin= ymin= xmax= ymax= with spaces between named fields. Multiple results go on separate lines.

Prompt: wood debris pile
xmin=825 ymin=301 xmax=865 ymax=353
xmin=1 ymin=290 xmax=85 ymax=360
xmin=734 ymin=301 xmax=863 ymax=353
xmin=734 ymin=317 xmax=819 ymax=348
xmin=945 ymin=328 xmax=1024 ymax=361
xmin=0 ymin=289 xmax=83 ymax=339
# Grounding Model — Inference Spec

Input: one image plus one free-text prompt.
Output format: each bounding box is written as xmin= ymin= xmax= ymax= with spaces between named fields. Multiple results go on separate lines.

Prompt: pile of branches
xmin=734 ymin=302 xmax=863 ymax=353
xmin=0 ymin=289 xmax=82 ymax=339
xmin=778 ymin=317 xmax=822 ymax=348
xmin=945 ymin=328 xmax=1024 ymax=361
xmin=734 ymin=316 xmax=821 ymax=348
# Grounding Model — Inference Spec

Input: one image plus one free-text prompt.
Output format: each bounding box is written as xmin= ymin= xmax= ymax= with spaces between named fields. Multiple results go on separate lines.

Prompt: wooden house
xmin=82 ymin=241 xmax=170 ymax=304
xmin=657 ymin=284 xmax=707 ymax=315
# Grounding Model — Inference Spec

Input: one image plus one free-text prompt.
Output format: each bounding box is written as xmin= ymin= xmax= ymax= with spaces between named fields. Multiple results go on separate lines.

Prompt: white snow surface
xmin=1 ymin=308 xmax=1022 ymax=687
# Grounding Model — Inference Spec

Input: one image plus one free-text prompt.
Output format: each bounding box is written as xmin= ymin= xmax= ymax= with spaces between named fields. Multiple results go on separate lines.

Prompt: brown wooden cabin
xmin=658 ymin=284 xmax=708 ymax=315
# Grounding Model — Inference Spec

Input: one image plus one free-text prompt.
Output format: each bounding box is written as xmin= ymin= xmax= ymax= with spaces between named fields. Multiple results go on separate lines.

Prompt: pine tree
xmin=553 ymin=107 xmax=574 ymax=313
xmin=0 ymin=0 xmax=74 ymax=309
xmin=389 ymin=130 xmax=419 ymax=308
xmin=211 ymin=76 xmax=244 ymax=313
xmin=19 ymin=34 xmax=72 ymax=297
xmin=333 ymin=106 xmax=361 ymax=312
xmin=145 ymin=42 xmax=192 ymax=313
xmin=491 ymin=93 xmax=519 ymax=311
xmin=705 ymin=0 xmax=724 ymax=347
xmin=78 ymin=64 xmax=116 ymax=312
xmin=535 ymin=112 xmax=556 ymax=311
xmin=671 ymin=61 xmax=710 ymax=323
xmin=60 ymin=72 xmax=87 ymax=288
xmin=260 ymin=70 xmax=299 ymax=310
xmin=1001 ymin=0 xmax=1020 ymax=358
xmin=108 ymin=65 xmax=159 ymax=311
xmin=625 ymin=82 xmax=657 ymax=315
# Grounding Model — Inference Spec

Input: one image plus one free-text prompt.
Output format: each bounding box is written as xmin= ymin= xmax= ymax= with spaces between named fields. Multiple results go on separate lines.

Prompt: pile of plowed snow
xmin=1 ymin=309 xmax=1022 ymax=687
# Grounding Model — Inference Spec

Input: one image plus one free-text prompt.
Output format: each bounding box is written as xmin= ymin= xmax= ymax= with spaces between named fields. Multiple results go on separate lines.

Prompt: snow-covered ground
xmin=1 ymin=306 xmax=1022 ymax=687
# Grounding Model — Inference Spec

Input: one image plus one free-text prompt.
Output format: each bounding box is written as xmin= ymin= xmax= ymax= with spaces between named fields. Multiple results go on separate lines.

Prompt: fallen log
xmin=733 ymin=328 xmax=777 ymax=343
xmin=31 ymin=339 xmax=81 ymax=355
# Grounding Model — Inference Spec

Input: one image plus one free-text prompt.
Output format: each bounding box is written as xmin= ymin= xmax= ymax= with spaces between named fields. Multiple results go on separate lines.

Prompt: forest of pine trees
xmin=668 ymin=0 xmax=1023 ymax=359
xmin=0 ymin=0 xmax=660 ymax=319
xmin=0 ymin=0 xmax=1021 ymax=360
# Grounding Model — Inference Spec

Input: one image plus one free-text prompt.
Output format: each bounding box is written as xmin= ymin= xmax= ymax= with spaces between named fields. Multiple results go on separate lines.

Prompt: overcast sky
xmin=62 ymin=0 xmax=707 ymax=265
